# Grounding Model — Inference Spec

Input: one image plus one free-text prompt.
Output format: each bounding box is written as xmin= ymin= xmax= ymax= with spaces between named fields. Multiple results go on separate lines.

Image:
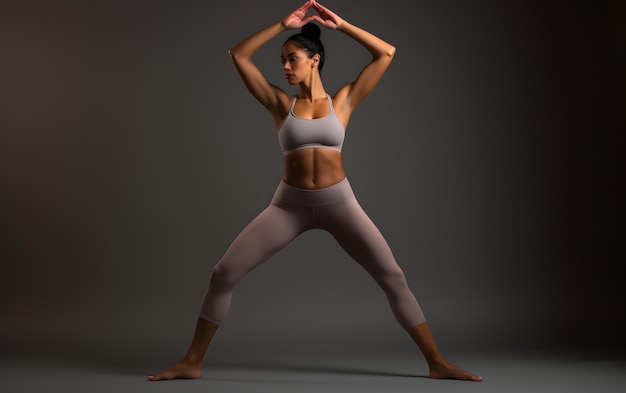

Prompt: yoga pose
xmin=149 ymin=0 xmax=482 ymax=382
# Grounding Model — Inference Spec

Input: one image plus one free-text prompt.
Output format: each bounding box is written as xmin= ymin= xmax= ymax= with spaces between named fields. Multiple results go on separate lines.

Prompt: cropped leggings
xmin=199 ymin=178 xmax=426 ymax=329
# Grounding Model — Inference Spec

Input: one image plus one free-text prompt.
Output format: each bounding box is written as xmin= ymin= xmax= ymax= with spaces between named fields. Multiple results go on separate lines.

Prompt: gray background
xmin=1 ymin=0 xmax=624 ymax=369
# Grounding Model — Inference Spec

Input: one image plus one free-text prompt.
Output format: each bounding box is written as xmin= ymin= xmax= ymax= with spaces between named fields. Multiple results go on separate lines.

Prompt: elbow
xmin=375 ymin=45 xmax=395 ymax=62
xmin=228 ymin=45 xmax=247 ymax=60
xmin=228 ymin=48 xmax=240 ymax=59
xmin=229 ymin=48 xmax=249 ymax=67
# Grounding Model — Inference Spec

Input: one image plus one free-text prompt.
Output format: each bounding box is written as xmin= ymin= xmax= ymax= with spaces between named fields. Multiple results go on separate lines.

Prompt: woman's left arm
xmin=312 ymin=1 xmax=396 ymax=112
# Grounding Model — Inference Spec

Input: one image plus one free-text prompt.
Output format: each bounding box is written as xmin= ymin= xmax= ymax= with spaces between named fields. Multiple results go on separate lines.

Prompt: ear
xmin=312 ymin=53 xmax=320 ymax=67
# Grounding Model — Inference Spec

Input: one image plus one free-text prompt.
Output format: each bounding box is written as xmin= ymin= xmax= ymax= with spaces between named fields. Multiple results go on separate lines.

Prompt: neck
xmin=297 ymin=73 xmax=325 ymax=101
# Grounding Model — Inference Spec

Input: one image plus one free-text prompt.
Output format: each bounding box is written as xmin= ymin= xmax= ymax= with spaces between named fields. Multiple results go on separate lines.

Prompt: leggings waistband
xmin=271 ymin=177 xmax=354 ymax=207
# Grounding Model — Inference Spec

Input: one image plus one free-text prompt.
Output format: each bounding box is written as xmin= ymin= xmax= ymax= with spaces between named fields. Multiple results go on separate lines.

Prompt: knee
xmin=209 ymin=263 xmax=240 ymax=290
xmin=378 ymin=266 xmax=410 ymax=292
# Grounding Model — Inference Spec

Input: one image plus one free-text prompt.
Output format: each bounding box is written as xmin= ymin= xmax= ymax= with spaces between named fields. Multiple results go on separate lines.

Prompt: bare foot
xmin=429 ymin=361 xmax=483 ymax=382
xmin=147 ymin=361 xmax=202 ymax=381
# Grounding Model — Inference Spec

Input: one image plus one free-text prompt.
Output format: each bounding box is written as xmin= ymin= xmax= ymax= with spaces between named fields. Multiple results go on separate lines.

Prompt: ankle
xmin=426 ymin=355 xmax=448 ymax=368
xmin=181 ymin=356 xmax=203 ymax=368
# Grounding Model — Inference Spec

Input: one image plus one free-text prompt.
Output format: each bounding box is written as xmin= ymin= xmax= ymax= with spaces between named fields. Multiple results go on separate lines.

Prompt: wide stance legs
xmin=199 ymin=179 xmax=426 ymax=328
xmin=148 ymin=180 xmax=481 ymax=381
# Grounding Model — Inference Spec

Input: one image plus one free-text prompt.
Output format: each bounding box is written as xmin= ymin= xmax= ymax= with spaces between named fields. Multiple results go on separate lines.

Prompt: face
xmin=281 ymin=41 xmax=319 ymax=85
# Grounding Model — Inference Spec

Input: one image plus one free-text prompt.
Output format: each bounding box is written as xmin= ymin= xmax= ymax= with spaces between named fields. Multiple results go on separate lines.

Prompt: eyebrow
xmin=281 ymin=52 xmax=297 ymax=58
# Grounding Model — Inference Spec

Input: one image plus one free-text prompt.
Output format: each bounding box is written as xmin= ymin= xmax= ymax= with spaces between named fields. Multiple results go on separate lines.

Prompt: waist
xmin=272 ymin=177 xmax=353 ymax=207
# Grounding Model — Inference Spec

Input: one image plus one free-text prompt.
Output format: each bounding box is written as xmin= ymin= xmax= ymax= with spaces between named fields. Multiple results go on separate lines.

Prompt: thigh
xmin=320 ymin=198 xmax=400 ymax=276
xmin=214 ymin=203 xmax=309 ymax=280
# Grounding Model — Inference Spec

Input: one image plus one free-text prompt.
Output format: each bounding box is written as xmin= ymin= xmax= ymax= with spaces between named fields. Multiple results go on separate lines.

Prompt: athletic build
xmin=149 ymin=0 xmax=482 ymax=382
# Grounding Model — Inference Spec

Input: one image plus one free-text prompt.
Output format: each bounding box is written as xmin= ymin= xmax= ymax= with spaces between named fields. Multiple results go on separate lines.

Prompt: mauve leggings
xmin=199 ymin=178 xmax=426 ymax=329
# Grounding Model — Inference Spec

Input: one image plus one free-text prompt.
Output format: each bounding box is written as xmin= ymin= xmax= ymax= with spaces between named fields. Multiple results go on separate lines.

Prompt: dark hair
xmin=284 ymin=23 xmax=325 ymax=74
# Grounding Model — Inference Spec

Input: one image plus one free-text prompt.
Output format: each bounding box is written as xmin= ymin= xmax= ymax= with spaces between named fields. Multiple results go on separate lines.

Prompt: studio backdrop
xmin=1 ymin=0 xmax=623 ymax=362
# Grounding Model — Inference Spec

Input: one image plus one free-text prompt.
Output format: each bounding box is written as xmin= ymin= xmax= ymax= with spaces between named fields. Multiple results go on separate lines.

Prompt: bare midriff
xmin=282 ymin=148 xmax=346 ymax=190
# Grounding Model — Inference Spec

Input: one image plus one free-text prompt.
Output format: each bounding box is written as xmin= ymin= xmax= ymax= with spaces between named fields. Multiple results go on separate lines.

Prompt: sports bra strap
xmin=289 ymin=94 xmax=334 ymax=117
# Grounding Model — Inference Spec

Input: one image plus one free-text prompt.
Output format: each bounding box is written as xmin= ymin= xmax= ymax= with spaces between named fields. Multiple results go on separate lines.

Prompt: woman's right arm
xmin=229 ymin=1 xmax=314 ymax=113
xmin=229 ymin=22 xmax=287 ymax=111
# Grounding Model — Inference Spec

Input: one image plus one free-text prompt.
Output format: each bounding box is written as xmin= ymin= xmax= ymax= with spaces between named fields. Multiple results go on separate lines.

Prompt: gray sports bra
xmin=277 ymin=95 xmax=345 ymax=155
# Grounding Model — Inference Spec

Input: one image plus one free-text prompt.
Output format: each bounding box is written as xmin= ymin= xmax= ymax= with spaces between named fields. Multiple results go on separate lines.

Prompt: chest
xmin=292 ymin=98 xmax=331 ymax=119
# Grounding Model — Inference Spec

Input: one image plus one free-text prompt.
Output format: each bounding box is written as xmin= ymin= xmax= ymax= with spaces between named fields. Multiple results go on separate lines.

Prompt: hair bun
xmin=301 ymin=23 xmax=321 ymax=39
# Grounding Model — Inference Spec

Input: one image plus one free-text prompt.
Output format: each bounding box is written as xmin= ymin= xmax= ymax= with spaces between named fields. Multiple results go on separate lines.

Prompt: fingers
xmin=302 ymin=15 xmax=316 ymax=24
xmin=310 ymin=15 xmax=325 ymax=24
xmin=296 ymin=0 xmax=328 ymax=19
xmin=312 ymin=1 xmax=332 ymax=19
xmin=297 ymin=0 xmax=312 ymax=13
xmin=312 ymin=0 xmax=326 ymax=13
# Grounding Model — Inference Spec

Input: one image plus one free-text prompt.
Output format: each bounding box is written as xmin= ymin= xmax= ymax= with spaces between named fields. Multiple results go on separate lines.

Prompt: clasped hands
xmin=282 ymin=0 xmax=344 ymax=30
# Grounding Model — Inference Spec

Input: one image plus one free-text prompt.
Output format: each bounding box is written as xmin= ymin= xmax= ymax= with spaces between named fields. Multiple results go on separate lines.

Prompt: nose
xmin=283 ymin=61 xmax=290 ymax=71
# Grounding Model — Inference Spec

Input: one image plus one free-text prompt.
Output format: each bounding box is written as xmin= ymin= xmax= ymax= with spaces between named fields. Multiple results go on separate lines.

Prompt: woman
xmin=149 ymin=0 xmax=482 ymax=382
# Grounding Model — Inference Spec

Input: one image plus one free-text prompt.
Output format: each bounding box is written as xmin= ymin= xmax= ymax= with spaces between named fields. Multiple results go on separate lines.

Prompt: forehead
xmin=281 ymin=41 xmax=306 ymax=56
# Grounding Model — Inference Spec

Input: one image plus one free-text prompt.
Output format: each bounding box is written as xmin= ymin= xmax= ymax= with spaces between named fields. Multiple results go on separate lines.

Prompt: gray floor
xmin=2 ymin=351 xmax=624 ymax=393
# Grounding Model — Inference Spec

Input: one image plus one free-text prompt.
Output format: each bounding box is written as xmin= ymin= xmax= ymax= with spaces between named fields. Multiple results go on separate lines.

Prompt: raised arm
xmin=229 ymin=1 xmax=315 ymax=113
xmin=311 ymin=1 xmax=396 ymax=113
